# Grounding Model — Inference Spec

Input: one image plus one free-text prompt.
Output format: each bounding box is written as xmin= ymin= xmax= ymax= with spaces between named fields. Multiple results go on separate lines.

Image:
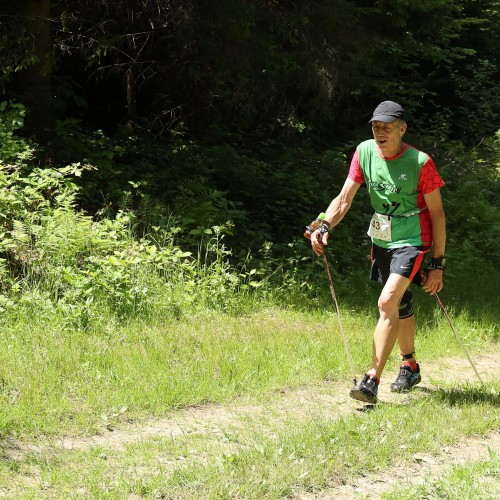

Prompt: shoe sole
xmin=349 ymin=388 xmax=377 ymax=404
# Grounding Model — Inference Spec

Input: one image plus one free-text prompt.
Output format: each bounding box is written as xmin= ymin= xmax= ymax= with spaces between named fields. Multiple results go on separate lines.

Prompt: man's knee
xmin=399 ymin=289 xmax=414 ymax=319
xmin=378 ymin=293 xmax=400 ymax=315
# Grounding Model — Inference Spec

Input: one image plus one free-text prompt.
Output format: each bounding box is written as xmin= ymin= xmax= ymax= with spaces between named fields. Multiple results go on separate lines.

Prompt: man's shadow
xmin=415 ymin=384 xmax=500 ymax=407
xmin=356 ymin=383 xmax=499 ymax=412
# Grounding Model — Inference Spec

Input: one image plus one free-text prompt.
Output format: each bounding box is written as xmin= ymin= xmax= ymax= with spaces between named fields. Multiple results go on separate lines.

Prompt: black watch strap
xmin=427 ymin=256 xmax=446 ymax=271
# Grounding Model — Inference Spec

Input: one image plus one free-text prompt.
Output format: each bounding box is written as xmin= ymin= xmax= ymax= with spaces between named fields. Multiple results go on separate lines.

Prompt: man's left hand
xmin=422 ymin=269 xmax=443 ymax=295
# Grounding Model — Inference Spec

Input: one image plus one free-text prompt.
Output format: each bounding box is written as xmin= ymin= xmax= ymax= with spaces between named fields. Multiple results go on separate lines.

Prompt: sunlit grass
xmin=383 ymin=449 xmax=500 ymax=499
xmin=0 ymin=382 xmax=498 ymax=498
xmin=0 ymin=260 xmax=497 ymax=498
xmin=0 ymin=297 xmax=496 ymax=438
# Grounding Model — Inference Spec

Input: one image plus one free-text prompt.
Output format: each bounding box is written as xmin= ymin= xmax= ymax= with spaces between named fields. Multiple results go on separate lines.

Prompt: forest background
xmin=1 ymin=0 xmax=498 ymax=326
xmin=0 ymin=3 xmax=499 ymax=495
xmin=0 ymin=0 xmax=500 ymax=328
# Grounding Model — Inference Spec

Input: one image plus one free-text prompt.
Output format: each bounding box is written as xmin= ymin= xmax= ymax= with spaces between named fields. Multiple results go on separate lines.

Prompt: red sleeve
xmin=418 ymin=157 xmax=445 ymax=194
xmin=348 ymin=149 xmax=364 ymax=184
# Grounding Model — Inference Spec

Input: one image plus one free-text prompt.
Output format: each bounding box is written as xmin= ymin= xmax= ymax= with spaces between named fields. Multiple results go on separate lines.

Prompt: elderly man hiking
xmin=309 ymin=100 xmax=446 ymax=403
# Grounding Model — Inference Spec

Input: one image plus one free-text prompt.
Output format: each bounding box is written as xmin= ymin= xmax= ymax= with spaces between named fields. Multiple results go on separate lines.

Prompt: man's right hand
xmin=311 ymin=227 xmax=329 ymax=256
xmin=304 ymin=214 xmax=330 ymax=255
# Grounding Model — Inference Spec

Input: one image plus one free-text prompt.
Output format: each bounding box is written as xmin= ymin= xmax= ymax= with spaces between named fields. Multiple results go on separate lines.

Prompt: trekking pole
xmin=305 ymin=214 xmax=357 ymax=386
xmin=321 ymin=252 xmax=357 ymax=386
xmin=434 ymin=292 xmax=485 ymax=386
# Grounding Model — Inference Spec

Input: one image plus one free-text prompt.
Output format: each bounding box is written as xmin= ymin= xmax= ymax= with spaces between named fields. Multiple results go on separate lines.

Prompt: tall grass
xmin=0 ymin=152 xmax=498 ymax=440
xmin=0 ymin=309 xmax=360 ymax=435
xmin=0 ymin=293 xmax=497 ymax=438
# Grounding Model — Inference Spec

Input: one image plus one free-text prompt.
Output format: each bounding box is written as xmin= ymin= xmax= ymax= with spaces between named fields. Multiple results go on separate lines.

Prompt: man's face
xmin=371 ymin=120 xmax=407 ymax=155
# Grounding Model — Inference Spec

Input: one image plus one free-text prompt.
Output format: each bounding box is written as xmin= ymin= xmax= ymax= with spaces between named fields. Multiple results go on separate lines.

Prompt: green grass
xmin=0 ymin=270 xmax=498 ymax=498
xmin=0 ymin=308 xmax=364 ymax=435
xmin=0 ymin=382 xmax=498 ymax=498
xmin=383 ymin=450 xmax=500 ymax=499
xmin=0 ymin=298 xmax=496 ymax=437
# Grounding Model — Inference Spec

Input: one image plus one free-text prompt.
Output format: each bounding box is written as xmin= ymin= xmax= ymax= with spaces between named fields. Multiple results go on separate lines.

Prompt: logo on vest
xmin=369 ymin=181 xmax=402 ymax=194
xmin=398 ymin=174 xmax=407 ymax=181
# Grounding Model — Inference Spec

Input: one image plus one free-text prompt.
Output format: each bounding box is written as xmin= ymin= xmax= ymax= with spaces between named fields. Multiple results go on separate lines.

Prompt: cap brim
xmin=369 ymin=115 xmax=398 ymax=123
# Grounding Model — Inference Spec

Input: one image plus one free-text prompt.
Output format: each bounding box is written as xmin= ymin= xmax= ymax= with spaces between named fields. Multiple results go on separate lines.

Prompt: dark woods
xmin=1 ymin=0 xmax=499 ymax=260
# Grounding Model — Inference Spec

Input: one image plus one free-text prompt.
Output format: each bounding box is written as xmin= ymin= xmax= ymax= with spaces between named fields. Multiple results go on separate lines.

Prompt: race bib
xmin=367 ymin=212 xmax=392 ymax=242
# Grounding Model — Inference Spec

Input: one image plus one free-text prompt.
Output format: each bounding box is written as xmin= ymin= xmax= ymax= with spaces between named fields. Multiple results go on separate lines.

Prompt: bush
xmin=0 ymin=101 xmax=33 ymax=164
xmin=0 ymin=101 xmax=498 ymax=328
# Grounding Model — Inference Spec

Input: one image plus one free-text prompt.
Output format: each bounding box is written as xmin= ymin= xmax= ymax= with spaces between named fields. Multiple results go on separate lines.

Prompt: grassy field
xmin=1 ymin=383 xmax=498 ymax=498
xmin=0 ymin=283 xmax=498 ymax=498
xmin=0 ymin=295 xmax=496 ymax=437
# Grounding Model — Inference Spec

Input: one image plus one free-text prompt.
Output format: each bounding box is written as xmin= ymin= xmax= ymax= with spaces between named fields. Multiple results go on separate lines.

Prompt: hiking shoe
xmin=390 ymin=364 xmax=421 ymax=392
xmin=349 ymin=374 xmax=378 ymax=404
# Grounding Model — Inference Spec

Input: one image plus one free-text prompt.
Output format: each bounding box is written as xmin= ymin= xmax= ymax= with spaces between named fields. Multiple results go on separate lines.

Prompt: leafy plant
xmin=0 ymin=101 xmax=34 ymax=164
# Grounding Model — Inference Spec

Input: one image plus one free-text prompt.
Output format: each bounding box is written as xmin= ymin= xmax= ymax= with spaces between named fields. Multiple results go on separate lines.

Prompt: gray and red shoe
xmin=390 ymin=364 xmax=421 ymax=392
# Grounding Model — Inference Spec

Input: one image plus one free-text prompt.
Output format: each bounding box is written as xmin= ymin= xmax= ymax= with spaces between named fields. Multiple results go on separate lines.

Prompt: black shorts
xmin=370 ymin=244 xmax=429 ymax=319
xmin=370 ymin=244 xmax=429 ymax=286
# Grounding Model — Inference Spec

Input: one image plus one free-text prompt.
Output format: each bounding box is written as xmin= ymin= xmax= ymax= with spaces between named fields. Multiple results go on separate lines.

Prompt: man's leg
xmin=350 ymin=273 xmax=410 ymax=403
xmin=367 ymin=273 xmax=411 ymax=379
xmin=391 ymin=312 xmax=422 ymax=392
xmin=397 ymin=314 xmax=416 ymax=358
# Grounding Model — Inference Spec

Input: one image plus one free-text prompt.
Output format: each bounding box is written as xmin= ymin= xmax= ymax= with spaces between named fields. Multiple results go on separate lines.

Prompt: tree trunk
xmin=19 ymin=0 xmax=52 ymax=138
xmin=126 ymin=67 xmax=137 ymax=120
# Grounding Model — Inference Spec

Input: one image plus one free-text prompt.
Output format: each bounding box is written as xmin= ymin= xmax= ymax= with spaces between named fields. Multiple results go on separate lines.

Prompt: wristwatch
xmin=427 ymin=256 xmax=446 ymax=271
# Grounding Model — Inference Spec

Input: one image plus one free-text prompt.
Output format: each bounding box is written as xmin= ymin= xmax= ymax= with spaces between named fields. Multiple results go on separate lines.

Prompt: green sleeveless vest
xmin=357 ymin=139 xmax=428 ymax=248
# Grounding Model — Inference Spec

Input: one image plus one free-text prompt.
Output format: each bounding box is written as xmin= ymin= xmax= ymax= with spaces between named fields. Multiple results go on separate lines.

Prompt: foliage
xmin=438 ymin=132 xmax=500 ymax=268
xmin=449 ymin=59 xmax=500 ymax=140
xmin=0 ymin=5 xmax=38 ymax=84
xmin=3 ymin=1 xmax=498 ymax=145
xmin=0 ymin=107 xmax=270 ymax=325
xmin=48 ymin=0 xmax=365 ymax=139
xmin=1 ymin=101 xmax=499 ymax=328
xmin=46 ymin=116 xmax=348 ymax=254
xmin=81 ymin=1 xmax=500 ymax=142
xmin=0 ymin=101 xmax=33 ymax=164
xmin=0 ymin=157 xmax=247 ymax=326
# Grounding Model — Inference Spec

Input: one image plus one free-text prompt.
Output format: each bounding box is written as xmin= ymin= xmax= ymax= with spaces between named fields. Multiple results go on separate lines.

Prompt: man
xmin=310 ymin=100 xmax=446 ymax=404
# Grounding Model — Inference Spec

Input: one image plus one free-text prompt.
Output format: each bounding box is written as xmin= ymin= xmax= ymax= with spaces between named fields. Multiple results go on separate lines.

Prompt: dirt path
xmin=2 ymin=351 xmax=499 ymax=498
xmin=47 ymin=352 xmax=500 ymax=452
xmin=297 ymin=430 xmax=500 ymax=499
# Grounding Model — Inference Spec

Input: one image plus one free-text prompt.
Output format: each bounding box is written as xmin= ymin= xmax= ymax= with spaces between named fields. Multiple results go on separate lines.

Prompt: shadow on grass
xmin=355 ymin=385 xmax=500 ymax=412
xmin=414 ymin=385 xmax=500 ymax=407
xmin=355 ymin=399 xmax=412 ymax=412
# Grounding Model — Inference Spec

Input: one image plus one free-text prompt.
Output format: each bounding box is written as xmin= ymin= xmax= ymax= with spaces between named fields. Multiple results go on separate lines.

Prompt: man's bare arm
xmin=311 ymin=178 xmax=361 ymax=255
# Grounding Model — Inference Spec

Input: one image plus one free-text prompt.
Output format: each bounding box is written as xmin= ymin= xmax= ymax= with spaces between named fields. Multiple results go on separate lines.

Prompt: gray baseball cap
xmin=369 ymin=101 xmax=405 ymax=123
